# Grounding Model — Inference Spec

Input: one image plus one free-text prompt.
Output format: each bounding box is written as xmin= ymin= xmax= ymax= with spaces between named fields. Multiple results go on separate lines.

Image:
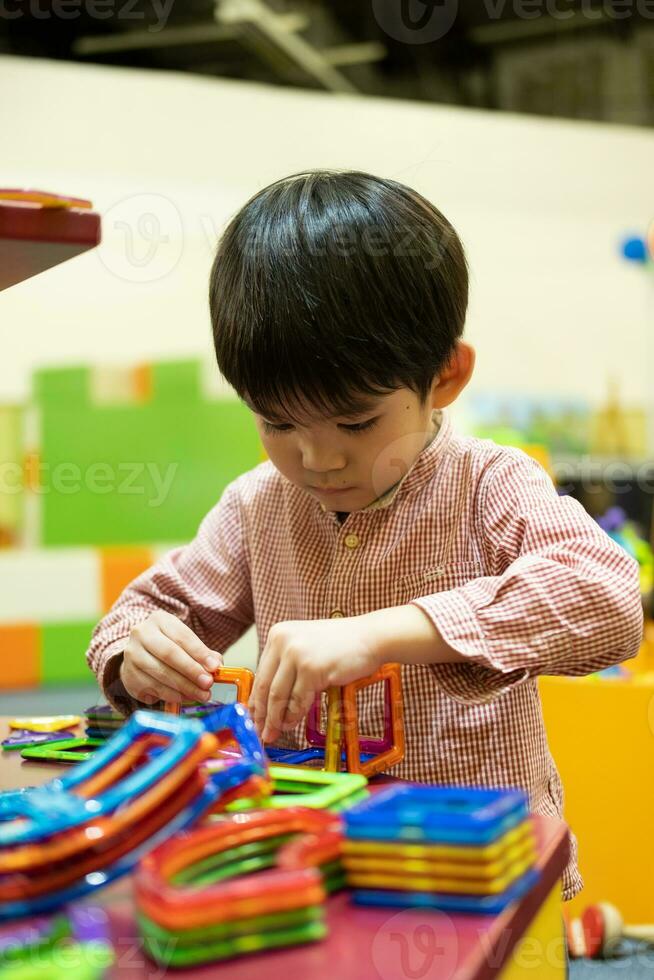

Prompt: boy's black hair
xmin=209 ymin=169 xmax=468 ymax=423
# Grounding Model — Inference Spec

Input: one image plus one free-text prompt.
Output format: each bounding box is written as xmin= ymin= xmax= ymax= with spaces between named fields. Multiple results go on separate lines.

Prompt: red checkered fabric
xmin=87 ymin=410 xmax=643 ymax=901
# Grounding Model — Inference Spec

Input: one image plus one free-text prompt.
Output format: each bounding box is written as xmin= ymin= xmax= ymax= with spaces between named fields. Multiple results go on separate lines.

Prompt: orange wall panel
xmin=0 ymin=624 xmax=40 ymax=688
xmin=100 ymin=547 xmax=154 ymax=613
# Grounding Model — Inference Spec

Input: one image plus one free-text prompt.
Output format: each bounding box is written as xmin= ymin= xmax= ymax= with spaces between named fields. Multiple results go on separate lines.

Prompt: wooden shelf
xmin=0 ymin=201 xmax=101 ymax=290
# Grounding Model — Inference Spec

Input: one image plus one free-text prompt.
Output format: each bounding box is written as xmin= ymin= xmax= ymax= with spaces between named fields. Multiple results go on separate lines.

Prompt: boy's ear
xmin=431 ymin=341 xmax=475 ymax=409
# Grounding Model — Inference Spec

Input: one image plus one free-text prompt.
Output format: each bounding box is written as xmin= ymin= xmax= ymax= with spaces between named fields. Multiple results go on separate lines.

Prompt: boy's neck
xmin=326 ymin=409 xmax=442 ymax=524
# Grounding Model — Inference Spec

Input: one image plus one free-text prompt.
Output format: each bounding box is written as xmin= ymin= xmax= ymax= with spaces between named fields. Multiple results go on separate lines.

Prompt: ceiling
xmin=1 ymin=1 xmax=652 ymax=124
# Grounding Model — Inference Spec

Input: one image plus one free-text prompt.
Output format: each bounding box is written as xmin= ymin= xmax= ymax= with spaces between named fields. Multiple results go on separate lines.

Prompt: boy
xmin=87 ymin=169 xmax=643 ymax=904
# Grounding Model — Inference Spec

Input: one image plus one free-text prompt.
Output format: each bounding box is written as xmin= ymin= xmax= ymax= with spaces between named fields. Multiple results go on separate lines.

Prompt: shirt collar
xmin=317 ymin=408 xmax=453 ymax=517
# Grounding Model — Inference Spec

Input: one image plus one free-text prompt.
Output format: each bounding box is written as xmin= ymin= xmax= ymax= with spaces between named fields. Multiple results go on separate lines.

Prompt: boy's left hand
xmin=248 ymin=615 xmax=382 ymax=743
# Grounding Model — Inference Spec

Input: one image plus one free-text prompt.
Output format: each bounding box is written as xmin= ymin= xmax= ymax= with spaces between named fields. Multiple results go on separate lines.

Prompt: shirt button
xmin=344 ymin=533 xmax=360 ymax=550
xmin=330 ymin=610 xmax=345 ymax=618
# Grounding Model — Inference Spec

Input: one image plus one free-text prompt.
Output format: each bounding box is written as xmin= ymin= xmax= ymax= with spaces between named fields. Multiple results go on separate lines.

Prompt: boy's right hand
xmin=119 ymin=610 xmax=222 ymax=705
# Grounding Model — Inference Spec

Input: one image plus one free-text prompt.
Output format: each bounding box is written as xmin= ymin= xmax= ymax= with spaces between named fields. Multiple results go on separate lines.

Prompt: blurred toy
xmin=620 ymin=224 xmax=654 ymax=267
xmin=135 ymin=808 xmax=341 ymax=967
xmin=0 ymin=906 xmax=113 ymax=979
xmin=469 ymin=392 xmax=590 ymax=456
xmin=343 ymin=784 xmax=539 ymax=914
xmin=565 ymin=901 xmax=654 ymax=958
xmin=588 ymin=377 xmax=647 ymax=459
xmin=597 ymin=505 xmax=654 ymax=594
xmin=8 ymin=715 xmax=80 ymax=733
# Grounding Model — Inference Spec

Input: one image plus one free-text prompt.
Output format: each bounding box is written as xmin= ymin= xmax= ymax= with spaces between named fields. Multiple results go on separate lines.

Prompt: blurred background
xmin=1 ymin=0 xmax=653 ymax=939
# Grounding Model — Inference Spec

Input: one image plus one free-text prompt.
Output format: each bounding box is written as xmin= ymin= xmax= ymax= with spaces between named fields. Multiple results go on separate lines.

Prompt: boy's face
xmin=246 ymin=342 xmax=474 ymax=512
xmin=248 ymin=385 xmax=441 ymax=513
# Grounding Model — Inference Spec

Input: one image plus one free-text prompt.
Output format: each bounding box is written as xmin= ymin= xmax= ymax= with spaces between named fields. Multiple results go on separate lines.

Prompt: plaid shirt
xmin=87 ymin=410 xmax=643 ymax=901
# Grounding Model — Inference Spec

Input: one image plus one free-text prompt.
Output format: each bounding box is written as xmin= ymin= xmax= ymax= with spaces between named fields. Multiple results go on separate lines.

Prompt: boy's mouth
xmin=309 ymin=485 xmax=355 ymax=495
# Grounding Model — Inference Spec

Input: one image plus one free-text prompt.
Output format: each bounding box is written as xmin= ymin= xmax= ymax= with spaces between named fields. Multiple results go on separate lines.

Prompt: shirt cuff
xmin=410 ymin=591 xmax=529 ymax=705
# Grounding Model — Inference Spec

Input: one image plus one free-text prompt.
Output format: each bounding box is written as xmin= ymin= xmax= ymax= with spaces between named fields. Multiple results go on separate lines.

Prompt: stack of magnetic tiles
xmin=84 ymin=701 xmax=225 ymax=739
xmin=342 ymin=784 xmax=540 ymax=914
xmin=134 ymin=808 xmax=344 ymax=968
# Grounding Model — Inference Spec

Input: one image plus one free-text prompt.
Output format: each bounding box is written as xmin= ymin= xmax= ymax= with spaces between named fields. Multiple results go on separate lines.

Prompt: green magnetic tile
xmin=136 ymin=906 xmax=320 ymax=948
xmin=171 ymin=836 xmax=294 ymax=886
xmin=142 ymin=919 xmax=327 ymax=967
xmin=40 ymin=621 xmax=96 ymax=685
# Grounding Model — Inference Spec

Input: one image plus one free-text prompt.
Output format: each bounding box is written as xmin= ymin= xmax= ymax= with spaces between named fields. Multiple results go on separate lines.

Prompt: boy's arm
xmin=86 ymin=479 xmax=253 ymax=715
xmin=376 ymin=449 xmax=643 ymax=705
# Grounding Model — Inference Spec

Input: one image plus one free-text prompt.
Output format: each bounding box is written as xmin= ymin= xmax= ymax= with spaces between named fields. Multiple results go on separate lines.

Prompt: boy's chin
xmin=304 ymin=484 xmax=370 ymax=511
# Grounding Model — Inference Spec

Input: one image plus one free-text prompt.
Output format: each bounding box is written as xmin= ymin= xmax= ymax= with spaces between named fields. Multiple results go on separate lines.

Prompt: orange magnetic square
xmin=342 ymin=663 xmax=405 ymax=778
xmin=100 ymin=547 xmax=153 ymax=612
xmin=0 ymin=624 xmax=39 ymax=688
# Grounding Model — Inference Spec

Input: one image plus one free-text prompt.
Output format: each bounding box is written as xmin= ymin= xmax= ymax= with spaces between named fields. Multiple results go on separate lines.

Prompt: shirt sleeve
xmin=410 ymin=448 xmax=644 ymax=705
xmin=85 ymin=477 xmax=254 ymax=715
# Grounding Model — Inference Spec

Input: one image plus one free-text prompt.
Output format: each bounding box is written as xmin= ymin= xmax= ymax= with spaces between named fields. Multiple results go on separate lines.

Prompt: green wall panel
xmin=0 ymin=405 xmax=23 ymax=543
xmin=36 ymin=360 xmax=261 ymax=546
xmin=41 ymin=620 xmax=97 ymax=686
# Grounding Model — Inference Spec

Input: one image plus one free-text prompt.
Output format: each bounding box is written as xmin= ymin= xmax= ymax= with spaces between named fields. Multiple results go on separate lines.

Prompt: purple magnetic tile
xmin=2 ymin=729 xmax=78 ymax=750
xmin=69 ymin=905 xmax=111 ymax=944
xmin=306 ymin=682 xmax=394 ymax=754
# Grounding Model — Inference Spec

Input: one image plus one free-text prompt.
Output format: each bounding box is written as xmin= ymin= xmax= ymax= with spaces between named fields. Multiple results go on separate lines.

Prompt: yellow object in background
xmin=540 ymin=674 xmax=654 ymax=922
xmin=9 ymin=715 xmax=81 ymax=732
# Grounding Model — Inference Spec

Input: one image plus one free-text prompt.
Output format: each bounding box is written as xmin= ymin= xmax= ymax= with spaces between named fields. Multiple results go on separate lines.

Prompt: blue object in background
xmin=621 ymin=236 xmax=648 ymax=263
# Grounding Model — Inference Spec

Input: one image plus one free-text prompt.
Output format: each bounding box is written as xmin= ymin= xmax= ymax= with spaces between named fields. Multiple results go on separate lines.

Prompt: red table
xmin=1 ymin=723 xmax=570 ymax=979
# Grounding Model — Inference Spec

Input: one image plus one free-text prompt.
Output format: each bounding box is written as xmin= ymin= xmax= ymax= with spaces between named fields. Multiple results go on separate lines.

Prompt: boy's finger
xmin=248 ymin=648 xmax=280 ymax=735
xmin=262 ymin=661 xmax=296 ymax=742
xmin=141 ymin=624 xmax=216 ymax=690
xmin=135 ymin=647 xmax=212 ymax=703
xmin=130 ymin=669 xmax=189 ymax=707
xmin=159 ymin=615 xmax=222 ymax=673
xmin=280 ymin=679 xmax=315 ymax=731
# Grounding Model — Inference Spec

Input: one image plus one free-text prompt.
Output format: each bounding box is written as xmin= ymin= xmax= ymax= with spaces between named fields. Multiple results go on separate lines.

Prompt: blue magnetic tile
xmin=344 ymin=784 xmax=529 ymax=845
xmin=351 ymin=868 xmax=540 ymax=915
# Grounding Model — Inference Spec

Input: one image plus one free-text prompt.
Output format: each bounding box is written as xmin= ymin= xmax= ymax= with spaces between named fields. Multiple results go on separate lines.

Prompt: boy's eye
xmin=340 ymin=417 xmax=379 ymax=433
xmin=261 ymin=416 xmax=380 ymax=435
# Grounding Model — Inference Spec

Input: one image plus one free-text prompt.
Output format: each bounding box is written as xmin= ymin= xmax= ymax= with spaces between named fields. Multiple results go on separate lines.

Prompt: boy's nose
xmin=299 ymin=441 xmax=347 ymax=473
